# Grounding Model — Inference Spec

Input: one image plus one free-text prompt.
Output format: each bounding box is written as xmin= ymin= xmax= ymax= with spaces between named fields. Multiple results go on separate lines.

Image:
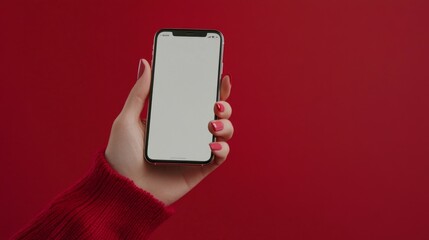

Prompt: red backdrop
xmin=1 ymin=0 xmax=428 ymax=239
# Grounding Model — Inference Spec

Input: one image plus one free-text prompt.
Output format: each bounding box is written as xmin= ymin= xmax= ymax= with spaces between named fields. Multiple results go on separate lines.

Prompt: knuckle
xmin=223 ymin=119 xmax=232 ymax=126
xmin=112 ymin=114 xmax=131 ymax=129
xmin=222 ymin=142 xmax=230 ymax=152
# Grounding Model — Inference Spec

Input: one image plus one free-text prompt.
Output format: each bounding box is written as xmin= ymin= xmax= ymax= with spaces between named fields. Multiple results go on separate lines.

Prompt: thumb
xmin=121 ymin=59 xmax=151 ymax=120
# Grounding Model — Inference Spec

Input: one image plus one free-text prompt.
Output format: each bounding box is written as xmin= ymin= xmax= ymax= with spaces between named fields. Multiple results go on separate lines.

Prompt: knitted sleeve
xmin=13 ymin=149 xmax=174 ymax=240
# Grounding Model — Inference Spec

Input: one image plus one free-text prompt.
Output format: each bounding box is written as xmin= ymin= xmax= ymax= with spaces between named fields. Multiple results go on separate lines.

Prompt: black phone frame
xmin=144 ymin=29 xmax=224 ymax=165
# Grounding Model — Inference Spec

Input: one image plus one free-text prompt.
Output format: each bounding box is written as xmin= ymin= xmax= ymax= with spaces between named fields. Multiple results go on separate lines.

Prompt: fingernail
xmin=137 ymin=59 xmax=145 ymax=80
xmin=211 ymin=121 xmax=224 ymax=131
xmin=216 ymin=102 xmax=225 ymax=112
xmin=209 ymin=142 xmax=222 ymax=151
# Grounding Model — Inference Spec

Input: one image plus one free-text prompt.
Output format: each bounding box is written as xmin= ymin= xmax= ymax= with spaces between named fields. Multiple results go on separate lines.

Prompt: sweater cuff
xmin=72 ymin=148 xmax=175 ymax=238
xmin=14 ymin=149 xmax=174 ymax=240
xmin=48 ymin=149 xmax=174 ymax=239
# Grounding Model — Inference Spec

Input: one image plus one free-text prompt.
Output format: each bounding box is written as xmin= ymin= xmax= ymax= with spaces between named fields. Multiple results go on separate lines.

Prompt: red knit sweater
xmin=13 ymin=149 xmax=174 ymax=239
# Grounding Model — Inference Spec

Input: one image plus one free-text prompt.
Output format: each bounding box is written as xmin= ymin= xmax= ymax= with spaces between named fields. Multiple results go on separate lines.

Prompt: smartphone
xmin=145 ymin=29 xmax=224 ymax=164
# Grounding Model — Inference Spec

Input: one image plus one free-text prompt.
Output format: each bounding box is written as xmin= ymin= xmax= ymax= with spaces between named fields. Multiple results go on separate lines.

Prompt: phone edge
xmin=144 ymin=28 xmax=224 ymax=165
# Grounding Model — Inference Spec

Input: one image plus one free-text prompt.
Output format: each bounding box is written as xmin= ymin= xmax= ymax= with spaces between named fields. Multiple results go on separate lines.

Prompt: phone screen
xmin=146 ymin=29 xmax=223 ymax=163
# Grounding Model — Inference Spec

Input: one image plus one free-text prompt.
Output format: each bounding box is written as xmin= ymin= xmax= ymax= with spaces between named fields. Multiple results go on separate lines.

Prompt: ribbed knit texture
xmin=13 ymin=149 xmax=174 ymax=240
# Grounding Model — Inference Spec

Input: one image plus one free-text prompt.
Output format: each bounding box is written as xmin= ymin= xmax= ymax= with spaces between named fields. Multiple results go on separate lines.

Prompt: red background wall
xmin=1 ymin=0 xmax=428 ymax=239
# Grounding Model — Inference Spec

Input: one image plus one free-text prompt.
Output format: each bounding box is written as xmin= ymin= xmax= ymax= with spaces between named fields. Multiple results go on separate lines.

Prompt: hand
xmin=105 ymin=59 xmax=233 ymax=205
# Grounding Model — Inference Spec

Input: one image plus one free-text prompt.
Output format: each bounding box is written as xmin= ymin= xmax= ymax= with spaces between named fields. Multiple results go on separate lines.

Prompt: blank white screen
xmin=147 ymin=31 xmax=222 ymax=162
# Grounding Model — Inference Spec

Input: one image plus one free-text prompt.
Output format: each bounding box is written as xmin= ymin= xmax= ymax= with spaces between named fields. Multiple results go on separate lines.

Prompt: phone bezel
xmin=144 ymin=28 xmax=224 ymax=165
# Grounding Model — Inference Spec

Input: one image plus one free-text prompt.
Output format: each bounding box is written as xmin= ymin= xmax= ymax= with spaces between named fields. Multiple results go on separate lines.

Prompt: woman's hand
xmin=105 ymin=59 xmax=233 ymax=205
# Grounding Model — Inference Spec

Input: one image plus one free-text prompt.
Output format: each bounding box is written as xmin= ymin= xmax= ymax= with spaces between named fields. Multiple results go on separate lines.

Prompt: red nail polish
xmin=137 ymin=59 xmax=145 ymax=80
xmin=209 ymin=142 xmax=222 ymax=151
xmin=211 ymin=121 xmax=224 ymax=131
xmin=216 ymin=102 xmax=225 ymax=112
